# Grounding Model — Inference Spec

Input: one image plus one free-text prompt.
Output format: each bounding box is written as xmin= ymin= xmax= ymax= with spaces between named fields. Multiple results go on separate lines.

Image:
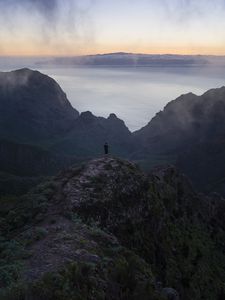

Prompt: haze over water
xmin=40 ymin=65 xmax=225 ymax=131
xmin=1 ymin=57 xmax=225 ymax=131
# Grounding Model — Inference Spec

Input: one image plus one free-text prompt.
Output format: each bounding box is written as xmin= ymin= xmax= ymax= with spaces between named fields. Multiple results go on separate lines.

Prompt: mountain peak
xmin=0 ymin=68 xmax=79 ymax=143
xmin=96 ymin=52 xmax=131 ymax=56
xmin=108 ymin=113 xmax=118 ymax=119
xmin=14 ymin=67 xmax=32 ymax=73
xmin=79 ymin=111 xmax=96 ymax=123
xmin=80 ymin=111 xmax=94 ymax=117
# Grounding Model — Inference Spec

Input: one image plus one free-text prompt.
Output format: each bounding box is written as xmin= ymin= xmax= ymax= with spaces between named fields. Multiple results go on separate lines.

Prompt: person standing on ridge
xmin=104 ymin=142 xmax=109 ymax=155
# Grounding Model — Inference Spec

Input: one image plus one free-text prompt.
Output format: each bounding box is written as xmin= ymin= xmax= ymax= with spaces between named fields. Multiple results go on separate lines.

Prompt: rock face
xmin=0 ymin=68 xmax=79 ymax=143
xmin=134 ymin=87 xmax=225 ymax=193
xmin=51 ymin=111 xmax=134 ymax=157
xmin=1 ymin=157 xmax=225 ymax=300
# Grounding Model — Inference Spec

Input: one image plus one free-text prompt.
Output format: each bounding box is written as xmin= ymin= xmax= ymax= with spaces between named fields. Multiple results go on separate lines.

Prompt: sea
xmin=1 ymin=58 xmax=225 ymax=131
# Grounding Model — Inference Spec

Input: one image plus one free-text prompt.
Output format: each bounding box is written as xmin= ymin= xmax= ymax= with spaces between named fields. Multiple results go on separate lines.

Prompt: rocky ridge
xmin=1 ymin=157 xmax=225 ymax=299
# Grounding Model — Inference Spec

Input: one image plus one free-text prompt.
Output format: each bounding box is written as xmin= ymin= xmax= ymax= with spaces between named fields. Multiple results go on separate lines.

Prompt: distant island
xmin=36 ymin=52 xmax=225 ymax=67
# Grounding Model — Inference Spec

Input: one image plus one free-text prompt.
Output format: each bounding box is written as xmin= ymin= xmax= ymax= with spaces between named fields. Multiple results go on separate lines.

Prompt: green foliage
xmin=0 ymin=186 xmax=52 ymax=236
xmin=28 ymin=262 xmax=103 ymax=300
xmin=0 ymin=238 xmax=25 ymax=290
xmin=2 ymin=157 xmax=225 ymax=300
xmin=0 ymin=238 xmax=160 ymax=300
xmin=20 ymin=227 xmax=48 ymax=246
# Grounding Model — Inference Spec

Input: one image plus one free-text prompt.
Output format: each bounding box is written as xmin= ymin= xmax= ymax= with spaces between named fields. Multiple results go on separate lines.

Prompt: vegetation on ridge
xmin=0 ymin=157 xmax=225 ymax=299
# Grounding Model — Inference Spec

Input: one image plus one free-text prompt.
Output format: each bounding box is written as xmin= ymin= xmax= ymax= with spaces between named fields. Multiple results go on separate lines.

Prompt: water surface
xmin=1 ymin=59 xmax=225 ymax=131
xmin=40 ymin=66 xmax=225 ymax=131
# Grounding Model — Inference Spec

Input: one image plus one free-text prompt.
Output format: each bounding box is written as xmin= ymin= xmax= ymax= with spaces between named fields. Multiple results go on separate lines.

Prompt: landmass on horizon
xmin=41 ymin=52 xmax=225 ymax=67
xmin=1 ymin=52 xmax=225 ymax=69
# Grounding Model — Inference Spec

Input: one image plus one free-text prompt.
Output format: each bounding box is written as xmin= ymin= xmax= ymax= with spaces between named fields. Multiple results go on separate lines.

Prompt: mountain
xmin=0 ymin=139 xmax=80 ymax=195
xmin=134 ymin=87 xmax=225 ymax=193
xmin=52 ymin=112 xmax=134 ymax=157
xmin=2 ymin=68 xmax=225 ymax=196
xmin=1 ymin=157 xmax=225 ymax=299
xmin=0 ymin=139 xmax=73 ymax=177
xmin=0 ymin=68 xmax=134 ymax=194
xmin=0 ymin=68 xmax=79 ymax=144
xmin=0 ymin=69 xmax=133 ymax=155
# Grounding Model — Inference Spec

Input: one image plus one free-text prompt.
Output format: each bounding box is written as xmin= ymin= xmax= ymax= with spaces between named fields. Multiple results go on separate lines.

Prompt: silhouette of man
xmin=104 ymin=142 xmax=109 ymax=155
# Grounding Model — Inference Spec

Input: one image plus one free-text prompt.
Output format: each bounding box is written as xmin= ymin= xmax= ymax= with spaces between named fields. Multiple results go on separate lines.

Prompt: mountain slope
xmin=2 ymin=68 xmax=225 ymax=195
xmin=0 ymin=139 xmax=74 ymax=177
xmin=52 ymin=112 xmax=134 ymax=157
xmin=0 ymin=68 xmax=133 ymax=157
xmin=0 ymin=69 xmax=134 ymax=193
xmin=135 ymin=87 xmax=225 ymax=150
xmin=134 ymin=86 xmax=225 ymax=192
xmin=1 ymin=157 xmax=225 ymax=299
xmin=0 ymin=68 xmax=79 ymax=144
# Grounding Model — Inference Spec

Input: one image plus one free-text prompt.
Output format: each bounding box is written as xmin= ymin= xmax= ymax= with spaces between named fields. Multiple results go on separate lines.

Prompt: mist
xmin=0 ymin=0 xmax=96 ymax=55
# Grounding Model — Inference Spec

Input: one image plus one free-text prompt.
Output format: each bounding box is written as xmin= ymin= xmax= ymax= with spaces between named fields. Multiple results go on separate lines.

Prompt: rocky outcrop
xmin=1 ymin=157 xmax=225 ymax=299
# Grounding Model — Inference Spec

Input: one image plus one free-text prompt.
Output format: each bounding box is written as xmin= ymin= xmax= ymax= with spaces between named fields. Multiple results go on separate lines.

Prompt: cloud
xmin=0 ymin=0 xmax=96 ymax=55
xmin=0 ymin=0 xmax=225 ymax=55
xmin=0 ymin=0 xmax=58 ymax=19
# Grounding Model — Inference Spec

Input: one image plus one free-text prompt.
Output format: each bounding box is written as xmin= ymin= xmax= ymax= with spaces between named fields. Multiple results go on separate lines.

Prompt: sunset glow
xmin=1 ymin=0 xmax=225 ymax=56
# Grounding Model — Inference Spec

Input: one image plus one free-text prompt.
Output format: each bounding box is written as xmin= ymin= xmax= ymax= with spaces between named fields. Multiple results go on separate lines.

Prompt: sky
xmin=0 ymin=0 xmax=225 ymax=56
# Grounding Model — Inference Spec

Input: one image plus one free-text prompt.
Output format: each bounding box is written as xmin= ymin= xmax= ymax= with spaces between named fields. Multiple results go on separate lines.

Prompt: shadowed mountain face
xmin=134 ymin=87 xmax=225 ymax=193
xmin=135 ymin=86 xmax=225 ymax=152
xmin=0 ymin=139 xmax=79 ymax=196
xmin=0 ymin=69 xmax=133 ymax=155
xmin=1 ymin=157 xmax=225 ymax=300
xmin=0 ymin=69 xmax=134 ymax=194
xmin=0 ymin=68 xmax=79 ymax=143
xmin=0 ymin=139 xmax=73 ymax=177
xmin=2 ymin=68 xmax=225 ymax=195
xmin=52 ymin=112 xmax=134 ymax=157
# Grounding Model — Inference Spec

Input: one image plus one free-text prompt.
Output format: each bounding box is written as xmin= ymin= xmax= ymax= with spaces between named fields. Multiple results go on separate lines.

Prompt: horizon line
xmin=1 ymin=52 xmax=225 ymax=58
